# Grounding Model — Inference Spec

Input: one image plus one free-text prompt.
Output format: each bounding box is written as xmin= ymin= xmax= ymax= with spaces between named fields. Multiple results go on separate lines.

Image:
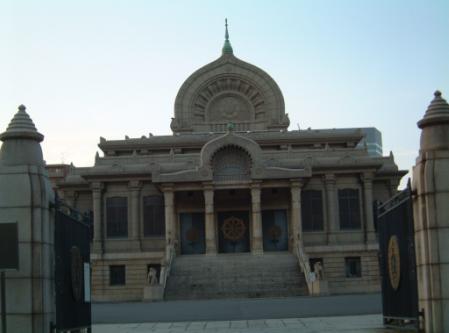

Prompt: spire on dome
xmin=222 ymin=18 xmax=233 ymax=55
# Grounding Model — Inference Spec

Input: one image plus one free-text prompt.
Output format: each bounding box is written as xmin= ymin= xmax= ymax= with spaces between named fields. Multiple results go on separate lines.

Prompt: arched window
xmin=212 ymin=146 xmax=251 ymax=181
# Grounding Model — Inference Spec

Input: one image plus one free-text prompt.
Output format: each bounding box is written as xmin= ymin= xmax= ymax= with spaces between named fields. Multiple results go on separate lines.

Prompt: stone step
xmin=164 ymin=252 xmax=308 ymax=300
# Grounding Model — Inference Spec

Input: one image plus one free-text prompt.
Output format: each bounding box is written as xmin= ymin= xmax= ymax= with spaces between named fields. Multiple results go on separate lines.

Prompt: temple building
xmin=52 ymin=22 xmax=405 ymax=301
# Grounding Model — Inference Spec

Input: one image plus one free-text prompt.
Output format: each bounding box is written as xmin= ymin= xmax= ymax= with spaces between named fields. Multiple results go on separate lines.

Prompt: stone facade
xmin=52 ymin=27 xmax=405 ymax=302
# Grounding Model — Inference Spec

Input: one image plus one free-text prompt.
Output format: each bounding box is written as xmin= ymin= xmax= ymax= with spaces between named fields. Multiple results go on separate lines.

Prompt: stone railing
xmin=161 ymin=243 xmax=175 ymax=290
xmin=294 ymin=242 xmax=329 ymax=296
xmin=295 ymin=242 xmax=314 ymax=293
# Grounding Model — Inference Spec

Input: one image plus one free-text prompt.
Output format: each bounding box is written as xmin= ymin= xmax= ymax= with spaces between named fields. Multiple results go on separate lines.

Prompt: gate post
xmin=0 ymin=105 xmax=55 ymax=333
xmin=413 ymin=91 xmax=449 ymax=332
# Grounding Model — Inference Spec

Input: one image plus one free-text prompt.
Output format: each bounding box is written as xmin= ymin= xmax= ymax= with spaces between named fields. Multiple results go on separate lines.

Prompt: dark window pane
xmin=301 ymin=190 xmax=324 ymax=231
xmin=345 ymin=257 xmax=362 ymax=278
xmin=143 ymin=196 xmax=165 ymax=236
xmin=106 ymin=197 xmax=128 ymax=238
xmin=109 ymin=265 xmax=126 ymax=285
xmin=338 ymin=189 xmax=361 ymax=230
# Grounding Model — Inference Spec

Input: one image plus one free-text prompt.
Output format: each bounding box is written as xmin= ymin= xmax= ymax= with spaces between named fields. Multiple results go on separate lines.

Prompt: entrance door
xmin=180 ymin=212 xmax=205 ymax=254
xmin=218 ymin=211 xmax=250 ymax=253
xmin=262 ymin=209 xmax=288 ymax=251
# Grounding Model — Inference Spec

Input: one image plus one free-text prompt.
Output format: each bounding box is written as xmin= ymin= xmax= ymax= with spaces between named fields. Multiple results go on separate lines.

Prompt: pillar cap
xmin=0 ymin=104 xmax=44 ymax=142
xmin=418 ymin=90 xmax=449 ymax=129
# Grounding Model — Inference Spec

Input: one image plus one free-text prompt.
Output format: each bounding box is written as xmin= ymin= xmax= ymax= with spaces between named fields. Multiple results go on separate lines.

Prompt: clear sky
xmin=1 ymin=0 xmax=448 ymax=187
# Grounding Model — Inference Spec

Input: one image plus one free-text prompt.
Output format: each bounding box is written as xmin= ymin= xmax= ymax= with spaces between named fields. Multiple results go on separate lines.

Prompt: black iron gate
xmin=53 ymin=198 xmax=92 ymax=332
xmin=377 ymin=182 xmax=420 ymax=331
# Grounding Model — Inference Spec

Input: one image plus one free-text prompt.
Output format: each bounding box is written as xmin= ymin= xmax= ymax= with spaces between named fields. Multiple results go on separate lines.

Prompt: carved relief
xmin=192 ymin=76 xmax=265 ymax=123
xmin=212 ymin=146 xmax=251 ymax=181
xmin=208 ymin=94 xmax=252 ymax=122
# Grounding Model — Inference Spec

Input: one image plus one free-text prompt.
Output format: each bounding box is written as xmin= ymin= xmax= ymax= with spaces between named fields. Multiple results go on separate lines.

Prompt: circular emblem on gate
xmin=388 ymin=235 xmax=401 ymax=291
xmin=70 ymin=246 xmax=83 ymax=302
xmin=221 ymin=216 xmax=246 ymax=242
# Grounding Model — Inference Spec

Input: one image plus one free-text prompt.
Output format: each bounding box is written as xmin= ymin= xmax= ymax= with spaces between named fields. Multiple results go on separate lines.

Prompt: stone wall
xmin=91 ymin=254 xmax=164 ymax=302
xmin=307 ymin=247 xmax=380 ymax=294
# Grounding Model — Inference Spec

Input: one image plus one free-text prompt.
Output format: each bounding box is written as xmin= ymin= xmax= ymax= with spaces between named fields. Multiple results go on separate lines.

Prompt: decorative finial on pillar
xmin=222 ymin=18 xmax=233 ymax=55
xmin=227 ymin=122 xmax=235 ymax=132
xmin=418 ymin=90 xmax=449 ymax=129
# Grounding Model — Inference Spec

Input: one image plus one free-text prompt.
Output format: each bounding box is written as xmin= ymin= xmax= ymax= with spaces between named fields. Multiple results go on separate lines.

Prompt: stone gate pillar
xmin=412 ymin=91 xmax=449 ymax=332
xmin=0 ymin=105 xmax=55 ymax=333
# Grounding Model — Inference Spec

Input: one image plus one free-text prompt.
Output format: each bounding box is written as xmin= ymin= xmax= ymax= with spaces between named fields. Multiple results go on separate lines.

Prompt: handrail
xmin=161 ymin=243 xmax=175 ymax=290
xmin=295 ymin=241 xmax=314 ymax=294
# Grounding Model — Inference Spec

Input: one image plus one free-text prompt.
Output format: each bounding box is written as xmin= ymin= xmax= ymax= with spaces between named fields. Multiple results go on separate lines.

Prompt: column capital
xmin=250 ymin=181 xmax=262 ymax=190
xmin=290 ymin=178 xmax=304 ymax=188
xmin=360 ymin=172 xmax=375 ymax=184
xmin=91 ymin=181 xmax=104 ymax=192
xmin=160 ymin=183 xmax=175 ymax=193
xmin=202 ymin=182 xmax=214 ymax=192
xmin=324 ymin=174 xmax=336 ymax=185
xmin=128 ymin=180 xmax=143 ymax=190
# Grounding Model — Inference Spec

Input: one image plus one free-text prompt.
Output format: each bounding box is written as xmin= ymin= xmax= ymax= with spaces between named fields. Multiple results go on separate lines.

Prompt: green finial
xmin=227 ymin=122 xmax=235 ymax=132
xmin=222 ymin=18 xmax=233 ymax=55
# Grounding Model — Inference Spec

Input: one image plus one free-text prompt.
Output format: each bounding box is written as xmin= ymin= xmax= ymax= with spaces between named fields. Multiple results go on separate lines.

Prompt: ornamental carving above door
xmin=212 ymin=146 xmax=251 ymax=181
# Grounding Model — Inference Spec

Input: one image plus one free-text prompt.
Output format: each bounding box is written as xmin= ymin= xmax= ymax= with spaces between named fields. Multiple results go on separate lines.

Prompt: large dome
xmin=171 ymin=22 xmax=289 ymax=133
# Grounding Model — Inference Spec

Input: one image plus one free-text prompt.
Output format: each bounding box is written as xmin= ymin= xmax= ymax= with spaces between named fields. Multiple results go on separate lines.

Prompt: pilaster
xmin=324 ymin=174 xmax=337 ymax=244
xmin=91 ymin=182 xmax=104 ymax=252
xmin=361 ymin=172 xmax=376 ymax=242
xmin=128 ymin=180 xmax=142 ymax=239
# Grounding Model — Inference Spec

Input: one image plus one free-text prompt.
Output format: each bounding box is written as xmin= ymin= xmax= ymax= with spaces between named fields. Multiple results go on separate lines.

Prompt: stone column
xmin=324 ymin=174 xmax=338 ymax=244
xmin=203 ymin=184 xmax=217 ymax=255
xmin=163 ymin=186 xmax=176 ymax=247
xmin=412 ymin=90 xmax=449 ymax=332
xmin=290 ymin=180 xmax=303 ymax=249
xmin=91 ymin=182 xmax=104 ymax=247
xmin=128 ymin=180 xmax=142 ymax=240
xmin=251 ymin=182 xmax=263 ymax=254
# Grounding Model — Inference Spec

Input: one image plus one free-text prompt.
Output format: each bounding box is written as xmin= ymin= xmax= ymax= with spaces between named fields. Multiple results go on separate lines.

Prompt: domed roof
xmin=171 ymin=21 xmax=289 ymax=133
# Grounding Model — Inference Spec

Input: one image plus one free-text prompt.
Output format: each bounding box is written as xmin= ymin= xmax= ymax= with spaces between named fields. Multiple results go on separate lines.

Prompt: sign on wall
xmin=0 ymin=222 xmax=19 ymax=270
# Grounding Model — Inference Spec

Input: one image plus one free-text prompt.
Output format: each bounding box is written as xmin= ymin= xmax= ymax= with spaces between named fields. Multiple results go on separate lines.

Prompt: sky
xmin=1 ymin=0 xmax=449 ymax=187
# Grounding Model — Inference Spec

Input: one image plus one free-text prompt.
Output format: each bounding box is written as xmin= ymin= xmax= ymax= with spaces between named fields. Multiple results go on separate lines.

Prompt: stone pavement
xmin=93 ymin=314 xmax=393 ymax=332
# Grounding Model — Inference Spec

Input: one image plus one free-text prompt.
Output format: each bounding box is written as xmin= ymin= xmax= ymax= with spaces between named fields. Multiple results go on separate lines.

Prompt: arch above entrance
xmin=200 ymin=131 xmax=262 ymax=169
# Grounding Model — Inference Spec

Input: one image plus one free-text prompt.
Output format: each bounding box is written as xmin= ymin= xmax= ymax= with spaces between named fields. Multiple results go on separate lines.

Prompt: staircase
xmin=164 ymin=252 xmax=308 ymax=300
